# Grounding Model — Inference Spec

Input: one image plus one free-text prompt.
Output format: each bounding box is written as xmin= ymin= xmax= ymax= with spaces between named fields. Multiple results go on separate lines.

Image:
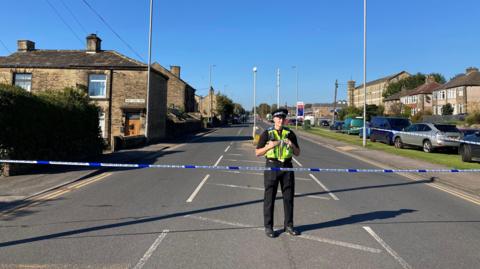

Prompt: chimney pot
xmin=17 ymin=40 xmax=35 ymax=52
xmin=86 ymin=34 xmax=102 ymax=53
xmin=466 ymin=67 xmax=479 ymax=74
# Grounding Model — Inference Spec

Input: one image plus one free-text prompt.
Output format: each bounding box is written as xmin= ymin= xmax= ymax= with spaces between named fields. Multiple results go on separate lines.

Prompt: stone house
xmin=0 ymin=34 xmax=169 ymax=150
xmin=197 ymin=87 xmax=218 ymax=121
xmin=432 ymin=67 xmax=480 ymax=115
xmin=347 ymin=71 xmax=410 ymax=108
xmin=151 ymin=63 xmax=196 ymax=112
xmin=400 ymin=76 xmax=442 ymax=115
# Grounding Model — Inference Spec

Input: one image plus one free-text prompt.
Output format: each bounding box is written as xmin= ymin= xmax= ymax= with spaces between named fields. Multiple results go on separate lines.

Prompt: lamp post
xmin=253 ymin=66 xmax=257 ymax=138
xmin=362 ymin=0 xmax=367 ymax=147
xmin=209 ymin=64 xmax=216 ymax=123
xmin=292 ymin=66 xmax=299 ymax=129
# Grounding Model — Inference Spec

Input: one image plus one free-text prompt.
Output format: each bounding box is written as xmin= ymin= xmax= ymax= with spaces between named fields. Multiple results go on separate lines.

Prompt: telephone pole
xmin=332 ymin=79 xmax=338 ymax=124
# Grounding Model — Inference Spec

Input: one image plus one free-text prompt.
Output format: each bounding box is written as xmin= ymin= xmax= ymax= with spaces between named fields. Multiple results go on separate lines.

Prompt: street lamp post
xmin=362 ymin=0 xmax=367 ymax=147
xmin=292 ymin=66 xmax=298 ymax=130
xmin=253 ymin=66 xmax=257 ymax=138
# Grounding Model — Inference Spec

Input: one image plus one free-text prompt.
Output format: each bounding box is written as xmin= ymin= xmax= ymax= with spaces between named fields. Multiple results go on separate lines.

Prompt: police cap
xmin=272 ymin=108 xmax=288 ymax=118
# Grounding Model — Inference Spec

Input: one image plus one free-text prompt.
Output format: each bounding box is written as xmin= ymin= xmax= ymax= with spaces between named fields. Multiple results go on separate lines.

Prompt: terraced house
xmin=0 ymin=34 xmax=169 ymax=150
xmin=432 ymin=67 xmax=480 ymax=115
xmin=400 ymin=76 xmax=443 ymax=115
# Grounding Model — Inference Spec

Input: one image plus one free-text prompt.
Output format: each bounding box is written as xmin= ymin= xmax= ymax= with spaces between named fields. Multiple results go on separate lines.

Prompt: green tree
xmin=257 ymin=103 xmax=271 ymax=118
xmin=216 ymin=94 xmax=234 ymax=120
xmin=441 ymin=103 xmax=454 ymax=115
xmin=233 ymin=103 xmax=245 ymax=116
xmin=383 ymin=73 xmax=446 ymax=98
xmin=338 ymin=106 xmax=362 ymax=120
xmin=402 ymin=106 xmax=412 ymax=118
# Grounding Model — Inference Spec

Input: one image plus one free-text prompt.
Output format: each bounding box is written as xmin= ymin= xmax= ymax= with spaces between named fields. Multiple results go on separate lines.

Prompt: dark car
xmin=370 ymin=117 xmax=411 ymax=145
xmin=329 ymin=121 xmax=344 ymax=131
xmin=320 ymin=120 xmax=330 ymax=127
xmin=459 ymin=131 xmax=480 ymax=162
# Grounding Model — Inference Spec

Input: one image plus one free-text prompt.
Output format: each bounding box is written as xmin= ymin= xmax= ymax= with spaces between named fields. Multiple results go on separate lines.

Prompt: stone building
xmin=347 ymin=71 xmax=410 ymax=107
xmin=151 ymin=63 xmax=196 ymax=112
xmin=197 ymin=87 xmax=218 ymax=120
xmin=432 ymin=67 xmax=480 ymax=115
xmin=400 ymin=76 xmax=442 ymax=115
xmin=0 ymin=34 xmax=169 ymax=150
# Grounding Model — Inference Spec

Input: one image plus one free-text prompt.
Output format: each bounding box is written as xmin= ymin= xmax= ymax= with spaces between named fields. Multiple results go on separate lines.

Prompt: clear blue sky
xmin=1 ymin=0 xmax=478 ymax=110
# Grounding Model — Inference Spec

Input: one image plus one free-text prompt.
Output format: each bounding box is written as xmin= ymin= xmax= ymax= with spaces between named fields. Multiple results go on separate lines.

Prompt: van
xmin=370 ymin=117 xmax=411 ymax=145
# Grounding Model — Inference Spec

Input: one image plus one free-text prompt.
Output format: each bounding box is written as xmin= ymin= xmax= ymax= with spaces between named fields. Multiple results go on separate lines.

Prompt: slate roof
xmin=408 ymin=81 xmax=443 ymax=96
xmin=438 ymin=69 xmax=480 ymax=90
xmin=355 ymin=71 xmax=410 ymax=89
xmin=0 ymin=50 xmax=146 ymax=69
xmin=151 ymin=62 xmax=196 ymax=90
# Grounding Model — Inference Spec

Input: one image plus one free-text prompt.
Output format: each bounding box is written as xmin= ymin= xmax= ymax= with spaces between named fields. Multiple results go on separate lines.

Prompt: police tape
xmin=368 ymin=128 xmax=480 ymax=146
xmin=1 ymin=159 xmax=480 ymax=173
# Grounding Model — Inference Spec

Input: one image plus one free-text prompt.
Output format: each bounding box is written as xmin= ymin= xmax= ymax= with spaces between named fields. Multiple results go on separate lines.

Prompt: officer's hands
xmin=267 ymin=140 xmax=280 ymax=149
xmin=284 ymin=139 xmax=294 ymax=148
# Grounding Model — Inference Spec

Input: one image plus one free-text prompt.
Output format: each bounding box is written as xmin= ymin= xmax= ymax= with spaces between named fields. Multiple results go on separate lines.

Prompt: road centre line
xmin=227 ymin=153 xmax=242 ymax=156
xmin=209 ymin=183 xmax=330 ymax=200
xmin=363 ymin=226 xmax=412 ymax=269
xmin=133 ymin=229 xmax=169 ymax=269
xmin=214 ymin=155 xmax=224 ymax=167
xmin=224 ymin=145 xmax=231 ymax=152
xmin=293 ymin=157 xmax=303 ymax=167
xmin=236 ymin=128 xmax=243 ymax=136
xmin=299 ymin=134 xmax=480 ymax=206
xmin=186 ymin=174 xmax=210 ymax=203
xmin=309 ymin=173 xmax=339 ymax=200
xmin=185 ymin=215 xmax=381 ymax=253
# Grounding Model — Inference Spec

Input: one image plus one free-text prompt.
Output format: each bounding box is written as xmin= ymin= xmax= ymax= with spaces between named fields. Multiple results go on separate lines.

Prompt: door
xmin=402 ymin=124 xmax=418 ymax=145
xmin=125 ymin=112 xmax=142 ymax=136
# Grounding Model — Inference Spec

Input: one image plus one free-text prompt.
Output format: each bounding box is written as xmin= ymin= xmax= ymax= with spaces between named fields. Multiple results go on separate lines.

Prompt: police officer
xmin=255 ymin=108 xmax=300 ymax=238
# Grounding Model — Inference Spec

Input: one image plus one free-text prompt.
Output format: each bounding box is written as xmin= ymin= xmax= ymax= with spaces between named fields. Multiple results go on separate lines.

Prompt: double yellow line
xmin=0 ymin=172 xmax=112 ymax=217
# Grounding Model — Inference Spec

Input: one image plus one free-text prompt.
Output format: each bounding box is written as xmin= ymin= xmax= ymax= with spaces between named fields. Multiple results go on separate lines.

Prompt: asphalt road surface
xmin=0 ymin=123 xmax=479 ymax=269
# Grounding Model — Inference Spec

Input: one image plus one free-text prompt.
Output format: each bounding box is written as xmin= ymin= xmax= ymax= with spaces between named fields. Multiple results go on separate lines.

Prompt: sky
xmin=0 ymin=0 xmax=479 ymax=110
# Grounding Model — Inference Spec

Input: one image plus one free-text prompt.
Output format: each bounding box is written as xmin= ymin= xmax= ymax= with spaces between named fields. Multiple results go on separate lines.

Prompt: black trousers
xmin=263 ymin=160 xmax=295 ymax=229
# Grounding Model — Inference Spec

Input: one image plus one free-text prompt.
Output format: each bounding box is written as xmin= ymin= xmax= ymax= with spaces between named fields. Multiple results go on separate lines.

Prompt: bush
xmin=466 ymin=112 xmax=480 ymax=125
xmin=0 ymin=84 xmax=104 ymax=162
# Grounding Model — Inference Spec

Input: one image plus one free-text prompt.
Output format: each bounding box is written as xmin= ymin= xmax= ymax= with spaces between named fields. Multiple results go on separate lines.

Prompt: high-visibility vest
xmin=265 ymin=127 xmax=293 ymax=162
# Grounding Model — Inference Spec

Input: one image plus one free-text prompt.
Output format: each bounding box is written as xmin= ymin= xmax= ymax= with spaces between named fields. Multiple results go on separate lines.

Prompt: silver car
xmin=393 ymin=123 xmax=462 ymax=153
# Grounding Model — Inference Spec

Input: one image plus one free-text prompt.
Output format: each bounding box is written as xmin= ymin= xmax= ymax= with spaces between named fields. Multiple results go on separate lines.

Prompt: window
xmin=458 ymin=87 xmax=464 ymax=97
xmin=439 ymin=91 xmax=446 ymax=100
xmin=99 ymin=112 xmax=106 ymax=138
xmin=447 ymin=89 xmax=456 ymax=99
xmin=88 ymin=74 xmax=107 ymax=97
xmin=14 ymin=73 xmax=32 ymax=91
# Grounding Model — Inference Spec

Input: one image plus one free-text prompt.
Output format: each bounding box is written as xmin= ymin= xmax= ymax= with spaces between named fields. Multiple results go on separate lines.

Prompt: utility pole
xmin=362 ymin=0 xmax=367 ymax=147
xmin=332 ymin=79 xmax=338 ymax=124
xmin=276 ymin=68 xmax=280 ymax=108
xmin=209 ymin=64 xmax=216 ymax=124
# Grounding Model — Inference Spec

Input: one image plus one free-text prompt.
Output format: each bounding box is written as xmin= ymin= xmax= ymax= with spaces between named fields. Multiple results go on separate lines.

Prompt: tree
xmin=338 ymin=106 xmax=362 ymax=120
xmin=441 ymin=103 xmax=454 ymax=115
xmin=383 ymin=72 xmax=446 ymax=98
xmin=216 ymin=94 xmax=234 ymax=120
xmin=270 ymin=104 xmax=278 ymax=113
xmin=233 ymin=103 xmax=245 ymax=116
xmin=402 ymin=106 xmax=412 ymax=118
xmin=364 ymin=104 xmax=384 ymax=121
xmin=257 ymin=103 xmax=271 ymax=118
xmin=388 ymin=103 xmax=403 ymax=116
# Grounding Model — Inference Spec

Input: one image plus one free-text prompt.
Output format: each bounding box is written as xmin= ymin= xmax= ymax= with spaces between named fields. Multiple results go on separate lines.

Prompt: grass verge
xmin=302 ymin=126 xmax=480 ymax=169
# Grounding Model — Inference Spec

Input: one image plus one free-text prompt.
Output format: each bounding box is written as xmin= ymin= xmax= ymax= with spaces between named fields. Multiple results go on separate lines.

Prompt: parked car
xmin=359 ymin=122 xmax=371 ymax=138
xmin=459 ymin=131 xmax=480 ymax=162
xmin=320 ymin=119 xmax=330 ymax=127
xmin=458 ymin=128 xmax=480 ymax=137
xmin=346 ymin=118 xmax=364 ymax=135
xmin=370 ymin=117 xmax=411 ymax=145
xmin=330 ymin=121 xmax=344 ymax=131
xmin=393 ymin=123 xmax=462 ymax=153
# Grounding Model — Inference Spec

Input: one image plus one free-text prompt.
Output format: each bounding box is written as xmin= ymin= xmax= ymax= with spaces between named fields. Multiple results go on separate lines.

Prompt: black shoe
xmin=284 ymin=226 xmax=300 ymax=236
xmin=265 ymin=227 xmax=276 ymax=238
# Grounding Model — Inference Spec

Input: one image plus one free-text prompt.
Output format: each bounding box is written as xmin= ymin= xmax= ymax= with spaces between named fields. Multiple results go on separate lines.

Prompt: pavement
xmin=0 ymin=128 xmax=216 ymax=208
xmin=1 ymin=123 xmax=479 ymax=210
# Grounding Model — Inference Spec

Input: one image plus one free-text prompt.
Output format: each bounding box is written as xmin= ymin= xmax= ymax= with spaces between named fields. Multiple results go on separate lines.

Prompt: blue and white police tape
xmin=1 ymin=159 xmax=480 ymax=173
xmin=370 ymin=128 xmax=480 ymax=146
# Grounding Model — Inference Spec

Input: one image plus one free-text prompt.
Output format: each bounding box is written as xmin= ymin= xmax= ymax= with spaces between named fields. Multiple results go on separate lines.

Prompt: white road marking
xmin=224 ymin=145 xmax=231 ymax=152
xmin=227 ymin=153 xmax=242 ymax=156
xmin=186 ymin=174 xmax=210 ymax=203
xmin=132 ymin=229 xmax=169 ymax=269
xmin=363 ymin=226 xmax=412 ymax=269
xmin=220 ymin=170 xmax=311 ymax=181
xmin=214 ymin=155 xmax=224 ymax=167
xmin=309 ymin=173 xmax=339 ymax=200
xmin=223 ymin=158 xmax=265 ymax=164
xmin=209 ymin=183 xmax=330 ymax=200
xmin=293 ymin=157 xmax=303 ymax=167
xmin=236 ymin=128 xmax=243 ymax=136
xmin=185 ymin=215 xmax=381 ymax=253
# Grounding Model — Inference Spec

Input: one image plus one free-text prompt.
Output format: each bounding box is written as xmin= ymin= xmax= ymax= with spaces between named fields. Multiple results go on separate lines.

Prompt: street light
xmin=209 ymin=64 xmax=216 ymax=124
xmin=292 ymin=66 xmax=299 ymax=130
xmin=362 ymin=0 xmax=367 ymax=147
xmin=253 ymin=66 xmax=257 ymax=138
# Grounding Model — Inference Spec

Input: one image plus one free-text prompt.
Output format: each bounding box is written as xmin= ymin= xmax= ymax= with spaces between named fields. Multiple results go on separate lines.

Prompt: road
xmin=0 ymin=123 xmax=479 ymax=269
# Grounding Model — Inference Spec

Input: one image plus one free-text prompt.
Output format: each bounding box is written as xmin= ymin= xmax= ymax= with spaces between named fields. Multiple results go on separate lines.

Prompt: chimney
xmin=425 ymin=75 xmax=435 ymax=84
xmin=466 ymin=67 xmax=479 ymax=74
xmin=86 ymin=34 xmax=102 ymax=53
xmin=17 ymin=40 xmax=35 ymax=52
xmin=170 ymin=66 xmax=181 ymax=78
